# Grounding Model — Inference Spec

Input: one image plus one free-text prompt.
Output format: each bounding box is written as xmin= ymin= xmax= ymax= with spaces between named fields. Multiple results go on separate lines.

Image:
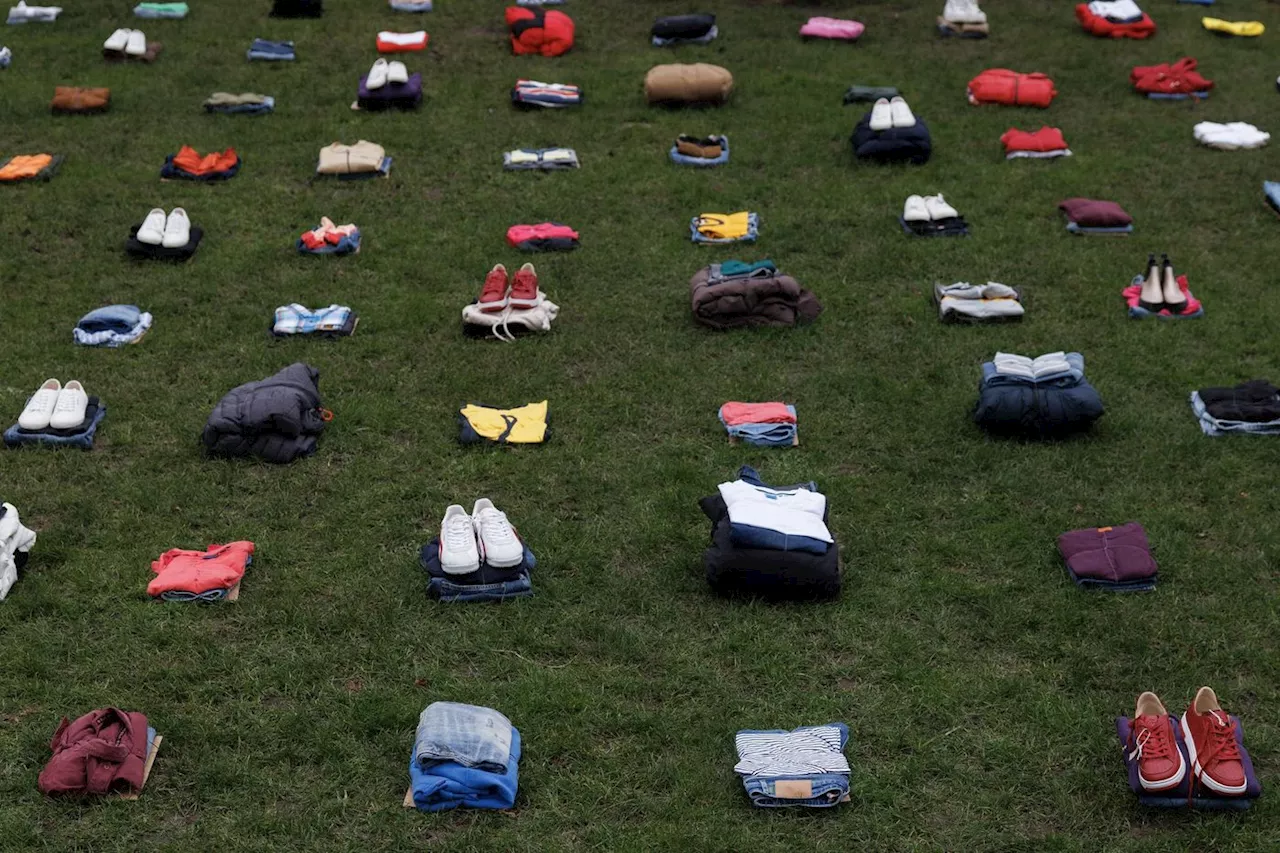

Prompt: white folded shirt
xmin=993 ymin=351 xmax=1069 ymax=379
xmin=1088 ymin=0 xmax=1142 ymax=21
xmin=1193 ymin=121 xmax=1270 ymax=150
xmin=378 ymin=30 xmax=427 ymax=46
xmin=717 ymin=480 xmax=833 ymax=544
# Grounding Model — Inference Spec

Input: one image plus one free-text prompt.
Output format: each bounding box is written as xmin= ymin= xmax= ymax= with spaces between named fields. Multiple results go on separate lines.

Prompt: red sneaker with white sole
xmin=478 ymin=264 xmax=509 ymax=313
xmin=1182 ymin=686 xmax=1247 ymax=796
xmin=1130 ymin=692 xmax=1186 ymax=792
xmin=509 ymin=262 xmax=542 ymax=310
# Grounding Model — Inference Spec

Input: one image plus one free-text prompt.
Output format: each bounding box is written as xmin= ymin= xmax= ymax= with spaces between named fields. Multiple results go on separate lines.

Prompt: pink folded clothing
xmin=799 ymin=16 xmax=864 ymax=41
xmin=1058 ymin=198 xmax=1132 ymax=227
xmin=1056 ymin=523 xmax=1157 ymax=586
xmin=719 ymin=402 xmax=796 ymax=426
xmin=377 ymin=30 xmax=428 ymax=52
xmin=506 ymin=222 xmax=579 ymax=252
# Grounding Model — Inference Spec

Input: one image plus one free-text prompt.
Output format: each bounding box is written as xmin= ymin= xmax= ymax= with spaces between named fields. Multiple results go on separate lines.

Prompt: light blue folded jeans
xmin=742 ymin=773 xmax=849 ymax=808
xmin=415 ymin=703 xmax=514 ymax=773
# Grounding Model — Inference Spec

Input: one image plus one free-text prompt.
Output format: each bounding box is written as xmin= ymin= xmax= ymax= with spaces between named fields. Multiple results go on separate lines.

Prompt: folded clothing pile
xmin=1001 ymin=127 xmax=1070 ymax=159
xmin=458 ymin=401 xmax=548 ymax=445
xmin=420 ymin=537 xmax=534 ymax=602
xmin=1116 ymin=705 xmax=1261 ymax=809
xmin=1131 ymin=58 xmax=1213 ymax=100
xmin=103 ymin=29 xmax=161 ymax=62
xmin=843 ymin=84 xmax=898 ymax=104
xmin=0 ymin=153 xmax=62 ymax=182
xmin=503 ymin=147 xmax=578 ymax=171
xmin=202 ymin=363 xmax=327 ymax=463
xmin=463 ymin=264 xmax=559 ymax=342
xmin=934 ymin=282 xmax=1022 ymax=322
xmin=357 ymin=72 xmax=422 ymax=111
xmin=645 ymin=63 xmax=733 ymax=105
xmin=1124 ymin=273 xmax=1202 ymax=319
xmin=37 ymin=709 xmax=152 ymax=797
xmin=937 ymin=16 xmax=988 ymax=37
xmin=297 ymin=218 xmax=360 ymax=255
xmin=1191 ymin=380 xmax=1280 ymax=436
xmin=51 ymin=86 xmax=109 ymax=114
xmin=653 ymin=13 xmax=716 ymax=46
xmin=699 ymin=466 xmax=840 ymax=600
xmin=506 ymin=6 xmax=573 ymax=56
xmin=410 ymin=703 xmax=520 ymax=811
xmin=0 ymin=46 xmax=10 ymax=68
xmin=0 ymin=503 xmax=36 ymax=601
xmin=511 ymin=79 xmax=581 ymax=108
xmin=719 ymin=401 xmax=796 ymax=447
xmin=390 ymin=0 xmax=431 ymax=10
xmin=134 ymin=2 xmax=186 ymax=18
xmin=247 ymin=38 xmax=294 ymax=61
xmin=4 ymin=386 xmax=105 ymax=452
xmin=378 ymin=30 xmax=427 ymax=52
xmin=74 ymin=304 xmax=152 ymax=347
xmin=692 ymin=211 xmax=758 ymax=244
xmin=851 ymin=111 xmax=932 ymax=165
xmin=161 ymin=146 xmax=239 ymax=181
xmin=316 ymin=140 xmax=391 ymax=178
xmin=800 ymin=16 xmax=864 ymax=40
xmin=1057 ymin=523 xmax=1157 ymax=591
xmin=901 ymin=193 xmax=966 ymax=236
xmin=1194 ymin=122 xmax=1269 ymax=151
xmin=270 ymin=0 xmax=321 ymax=17
xmin=974 ymin=351 xmax=1105 ymax=439
xmin=507 ymin=222 xmax=578 ymax=251
xmin=1266 ymin=181 xmax=1280 ymax=216
xmin=204 ymin=92 xmax=274 ymax=114
xmin=272 ymin=304 xmax=357 ymax=336
xmin=1202 ymin=17 xmax=1264 ymax=37
xmin=1059 ymin=197 xmax=1133 ymax=235
xmin=7 ymin=3 xmax=60 ymax=23
xmin=734 ymin=724 xmax=851 ymax=808
xmin=147 ymin=541 xmax=254 ymax=602
xmin=126 ymin=221 xmax=201 ymax=261
xmin=671 ymin=134 xmax=728 ymax=167
xmin=690 ymin=260 xmax=822 ymax=330
xmin=1075 ymin=1 xmax=1156 ymax=39
xmin=967 ymin=69 xmax=1057 ymax=107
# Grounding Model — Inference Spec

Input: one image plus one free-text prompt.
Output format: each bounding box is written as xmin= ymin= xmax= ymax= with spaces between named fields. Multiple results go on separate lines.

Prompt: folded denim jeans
xmin=742 ymin=773 xmax=850 ymax=808
xmin=409 ymin=726 xmax=520 ymax=812
xmin=74 ymin=308 xmax=152 ymax=347
xmin=415 ymin=703 xmax=514 ymax=773
xmin=1190 ymin=391 xmax=1280 ymax=436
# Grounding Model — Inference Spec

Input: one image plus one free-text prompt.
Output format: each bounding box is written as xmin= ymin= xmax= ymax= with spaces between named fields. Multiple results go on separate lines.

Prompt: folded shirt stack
xmin=420 ymin=538 xmax=534 ymax=602
xmin=973 ymin=351 xmax=1105 ymax=439
xmin=719 ymin=402 xmax=796 ymax=447
xmin=7 ymin=3 xmax=61 ymax=23
xmin=458 ymin=401 xmax=548 ymax=445
xmin=1194 ymin=122 xmax=1269 ymax=151
xmin=1115 ymin=714 xmax=1261 ymax=809
xmin=463 ymin=299 xmax=559 ymax=342
xmin=409 ymin=703 xmax=520 ymax=812
xmin=507 ymin=222 xmax=578 ymax=251
xmin=37 ymin=709 xmax=153 ymax=797
xmin=652 ymin=13 xmax=717 ymax=46
xmin=316 ymin=140 xmax=391 ymax=178
xmin=503 ymin=147 xmax=578 ymax=171
xmin=511 ymin=79 xmax=582 ymax=108
xmin=126 ymin=220 xmax=201 ymax=261
xmin=377 ymin=30 xmax=427 ymax=52
xmin=4 ymin=397 xmax=105 ymax=450
xmin=1001 ymin=127 xmax=1070 ymax=159
xmin=51 ymin=86 xmax=110 ymax=114
xmin=0 ymin=502 xmax=37 ymax=602
xmin=734 ymin=724 xmax=851 ymax=808
xmin=690 ymin=260 xmax=823 ymax=330
xmin=297 ymin=218 xmax=360 ymax=255
xmin=799 ymin=16 xmax=864 ymax=40
xmin=246 ymin=38 xmax=294 ymax=61
xmin=1264 ymin=180 xmax=1279 ymax=217
xmin=272 ymin=304 xmax=357 ymax=337
xmin=698 ymin=466 xmax=840 ymax=601
xmin=1057 ymin=523 xmax=1157 ymax=592
xmin=934 ymin=282 xmax=1023 ymax=322
xmin=161 ymin=146 xmax=239 ymax=181
xmin=390 ymin=0 xmax=431 ymax=10
xmin=1190 ymin=379 xmax=1280 ymax=436
xmin=204 ymin=92 xmax=274 ymax=115
xmin=692 ymin=211 xmax=758 ymax=244
xmin=147 ymin=541 xmax=254 ymax=602
xmin=134 ymin=2 xmax=186 ymax=18
xmin=1123 ymin=272 xmax=1202 ymax=319
xmin=74 ymin=304 xmax=152 ymax=347
xmin=357 ymin=72 xmax=422 ymax=111
xmin=1059 ymin=197 xmax=1133 ymax=235
xmin=0 ymin=153 xmax=62 ymax=182
xmin=1131 ymin=58 xmax=1213 ymax=100
xmin=1076 ymin=0 xmax=1156 ymax=38
xmin=670 ymin=134 xmax=728 ymax=167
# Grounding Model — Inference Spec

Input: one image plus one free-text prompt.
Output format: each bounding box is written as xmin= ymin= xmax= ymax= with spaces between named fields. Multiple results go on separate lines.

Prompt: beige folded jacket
xmin=317 ymin=140 xmax=386 ymax=174
xmin=644 ymin=63 xmax=733 ymax=105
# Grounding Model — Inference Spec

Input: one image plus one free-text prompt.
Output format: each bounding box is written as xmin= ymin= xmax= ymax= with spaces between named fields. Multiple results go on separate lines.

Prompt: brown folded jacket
xmin=645 ymin=63 xmax=733 ymax=105
xmin=51 ymin=87 xmax=111 ymax=113
xmin=690 ymin=266 xmax=823 ymax=330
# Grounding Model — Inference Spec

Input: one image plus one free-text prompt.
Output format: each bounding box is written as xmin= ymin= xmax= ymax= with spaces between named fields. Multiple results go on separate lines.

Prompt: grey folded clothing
xmin=503 ymin=147 xmax=579 ymax=171
xmin=414 ymin=702 xmax=514 ymax=772
xmin=843 ymin=84 xmax=899 ymax=104
xmin=934 ymin=282 xmax=1024 ymax=322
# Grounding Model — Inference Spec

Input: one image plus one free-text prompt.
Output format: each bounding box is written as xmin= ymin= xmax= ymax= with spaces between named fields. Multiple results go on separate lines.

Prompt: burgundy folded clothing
xmin=1057 ymin=523 xmax=1156 ymax=583
xmin=1116 ymin=715 xmax=1261 ymax=807
xmin=357 ymin=74 xmax=423 ymax=109
xmin=37 ymin=708 xmax=149 ymax=796
xmin=1058 ymin=198 xmax=1132 ymax=227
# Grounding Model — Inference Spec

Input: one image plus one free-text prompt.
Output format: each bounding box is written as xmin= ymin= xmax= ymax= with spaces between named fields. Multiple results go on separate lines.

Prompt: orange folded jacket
xmin=51 ymin=87 xmax=111 ymax=113
xmin=0 ymin=154 xmax=54 ymax=181
xmin=147 ymin=541 xmax=255 ymax=596
xmin=171 ymin=146 xmax=239 ymax=176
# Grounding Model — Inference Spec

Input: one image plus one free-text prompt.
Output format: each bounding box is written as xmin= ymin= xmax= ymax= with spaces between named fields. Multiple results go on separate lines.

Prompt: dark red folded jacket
xmin=505 ymin=7 xmax=574 ymax=57
xmin=1057 ymin=523 xmax=1157 ymax=583
xmin=1001 ymin=126 xmax=1068 ymax=153
xmin=37 ymin=708 xmax=149 ymax=796
xmin=1058 ymin=197 xmax=1132 ymax=227
xmin=967 ymin=69 xmax=1057 ymax=108
xmin=1075 ymin=4 xmax=1156 ymax=39
xmin=1130 ymin=57 xmax=1213 ymax=94
xmin=507 ymin=222 xmax=579 ymax=251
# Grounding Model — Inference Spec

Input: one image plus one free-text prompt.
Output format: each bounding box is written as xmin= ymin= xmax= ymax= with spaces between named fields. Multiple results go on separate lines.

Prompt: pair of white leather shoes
xmin=18 ymin=379 xmax=88 ymax=431
xmin=367 ymin=57 xmax=408 ymax=89
xmin=903 ymin=194 xmax=959 ymax=222
xmin=137 ymin=207 xmax=190 ymax=248
xmin=104 ymin=27 xmax=146 ymax=56
xmin=870 ymin=96 xmax=916 ymax=131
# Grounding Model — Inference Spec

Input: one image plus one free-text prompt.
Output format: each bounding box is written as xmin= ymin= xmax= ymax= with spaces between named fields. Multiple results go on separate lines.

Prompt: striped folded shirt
xmin=734 ymin=724 xmax=850 ymax=778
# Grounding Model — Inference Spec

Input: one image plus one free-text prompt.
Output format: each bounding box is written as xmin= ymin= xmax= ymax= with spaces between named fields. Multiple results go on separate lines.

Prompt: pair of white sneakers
xmin=104 ymin=27 xmax=147 ymax=56
xmin=367 ymin=57 xmax=409 ymax=89
xmin=943 ymin=0 xmax=986 ymax=24
xmin=439 ymin=500 xmax=524 ymax=574
xmin=19 ymin=379 xmax=89 ymax=431
xmin=869 ymin=96 xmax=916 ymax=131
xmin=904 ymin=194 xmax=959 ymax=222
xmin=137 ymin=208 xmax=190 ymax=248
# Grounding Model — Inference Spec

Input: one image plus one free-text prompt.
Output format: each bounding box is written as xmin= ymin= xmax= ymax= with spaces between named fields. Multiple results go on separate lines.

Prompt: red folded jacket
xmin=171 ymin=145 xmax=238 ymax=176
xmin=506 ymin=222 xmax=579 ymax=247
xmin=1075 ymin=4 xmax=1156 ymax=39
xmin=967 ymin=69 xmax=1057 ymax=108
xmin=505 ymin=7 xmax=574 ymax=57
xmin=1130 ymin=57 xmax=1213 ymax=94
xmin=147 ymin=541 xmax=255 ymax=596
xmin=37 ymin=708 xmax=150 ymax=796
xmin=719 ymin=402 xmax=796 ymax=426
xmin=1001 ymin=127 xmax=1069 ymax=153
xmin=376 ymin=31 xmax=428 ymax=53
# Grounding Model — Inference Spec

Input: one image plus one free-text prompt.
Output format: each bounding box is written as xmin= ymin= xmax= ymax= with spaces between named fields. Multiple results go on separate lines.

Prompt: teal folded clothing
xmin=134 ymin=2 xmax=188 ymax=17
xmin=718 ymin=259 xmax=776 ymax=278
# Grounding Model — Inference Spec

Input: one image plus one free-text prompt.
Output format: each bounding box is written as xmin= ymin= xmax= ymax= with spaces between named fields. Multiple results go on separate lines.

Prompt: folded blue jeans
xmin=410 ymin=726 xmax=521 ymax=812
xmin=77 ymin=304 xmax=143 ymax=333
xmin=416 ymin=702 xmax=513 ymax=773
xmin=742 ymin=773 xmax=850 ymax=808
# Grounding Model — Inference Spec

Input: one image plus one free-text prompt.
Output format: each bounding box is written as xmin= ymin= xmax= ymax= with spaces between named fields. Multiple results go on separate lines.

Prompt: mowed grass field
xmin=2 ymin=0 xmax=1280 ymax=849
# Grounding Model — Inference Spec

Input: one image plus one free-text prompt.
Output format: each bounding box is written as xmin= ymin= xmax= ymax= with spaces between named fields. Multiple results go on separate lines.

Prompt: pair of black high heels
xmin=1138 ymin=253 xmax=1190 ymax=314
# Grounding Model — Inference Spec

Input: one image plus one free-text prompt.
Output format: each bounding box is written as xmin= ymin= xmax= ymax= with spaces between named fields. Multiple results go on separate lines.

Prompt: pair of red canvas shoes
xmin=478 ymin=263 xmax=540 ymax=313
xmin=1132 ymin=687 xmax=1248 ymax=796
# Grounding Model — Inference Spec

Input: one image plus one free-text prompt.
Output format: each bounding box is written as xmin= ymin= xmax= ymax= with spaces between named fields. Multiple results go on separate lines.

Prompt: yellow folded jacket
xmin=459 ymin=401 xmax=548 ymax=444
xmin=1202 ymin=17 xmax=1264 ymax=37
xmin=696 ymin=212 xmax=751 ymax=240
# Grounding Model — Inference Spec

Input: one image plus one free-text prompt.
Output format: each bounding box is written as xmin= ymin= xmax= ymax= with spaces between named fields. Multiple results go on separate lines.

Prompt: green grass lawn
xmin=2 ymin=0 xmax=1280 ymax=849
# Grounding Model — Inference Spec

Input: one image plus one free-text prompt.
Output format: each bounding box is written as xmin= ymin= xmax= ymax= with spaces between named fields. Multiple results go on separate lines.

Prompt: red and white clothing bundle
xmin=1000 ymin=127 xmax=1071 ymax=160
xmin=1075 ymin=1 xmax=1156 ymax=39
xmin=377 ymin=30 xmax=428 ymax=52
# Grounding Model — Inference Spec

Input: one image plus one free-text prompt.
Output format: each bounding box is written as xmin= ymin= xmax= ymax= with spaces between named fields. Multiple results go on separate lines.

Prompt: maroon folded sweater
xmin=1057 ymin=523 xmax=1157 ymax=582
xmin=1059 ymin=198 xmax=1132 ymax=227
xmin=37 ymin=708 xmax=149 ymax=796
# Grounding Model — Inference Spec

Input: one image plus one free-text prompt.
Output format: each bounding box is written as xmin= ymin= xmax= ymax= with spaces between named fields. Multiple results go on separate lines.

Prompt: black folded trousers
xmin=652 ymin=14 xmax=715 ymax=40
xmin=271 ymin=0 xmax=321 ymax=17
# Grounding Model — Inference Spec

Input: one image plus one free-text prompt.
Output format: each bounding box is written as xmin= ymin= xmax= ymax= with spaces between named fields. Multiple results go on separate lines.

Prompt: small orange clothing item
xmin=967 ymin=69 xmax=1057 ymax=108
xmin=147 ymin=541 xmax=255 ymax=597
xmin=51 ymin=87 xmax=111 ymax=113
xmin=505 ymin=7 xmax=574 ymax=57
xmin=0 ymin=154 xmax=54 ymax=181
xmin=170 ymin=146 xmax=239 ymax=176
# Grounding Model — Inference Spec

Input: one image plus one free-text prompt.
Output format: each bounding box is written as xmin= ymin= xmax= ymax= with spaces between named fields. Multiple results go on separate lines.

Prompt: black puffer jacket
xmin=202 ymin=363 xmax=326 ymax=463
xmin=851 ymin=112 xmax=932 ymax=165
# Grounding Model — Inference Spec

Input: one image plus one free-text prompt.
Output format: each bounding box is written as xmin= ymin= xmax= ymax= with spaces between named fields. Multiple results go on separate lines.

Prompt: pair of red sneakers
xmin=478 ymin=263 xmax=540 ymax=313
xmin=1132 ymin=687 xmax=1248 ymax=796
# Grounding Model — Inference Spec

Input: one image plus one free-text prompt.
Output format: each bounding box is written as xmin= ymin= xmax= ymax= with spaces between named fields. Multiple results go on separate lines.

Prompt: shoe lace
xmin=490 ymin=307 xmax=516 ymax=343
xmin=1205 ymin=711 xmax=1242 ymax=761
xmin=443 ymin=515 xmax=474 ymax=550
xmin=1130 ymin=717 xmax=1174 ymax=762
xmin=53 ymin=392 xmax=80 ymax=412
xmin=477 ymin=509 xmax=517 ymax=545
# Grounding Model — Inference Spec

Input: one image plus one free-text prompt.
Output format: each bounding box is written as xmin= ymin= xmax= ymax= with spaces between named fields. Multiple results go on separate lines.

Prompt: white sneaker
xmin=367 ymin=57 xmax=389 ymax=89
xmin=136 ymin=207 xmax=166 ymax=245
xmin=924 ymin=194 xmax=959 ymax=220
xmin=387 ymin=60 xmax=408 ymax=84
xmin=869 ymin=97 xmax=892 ymax=131
xmin=889 ymin=96 xmax=916 ymax=128
xmin=125 ymin=29 xmax=146 ymax=56
xmin=103 ymin=28 xmax=129 ymax=51
xmin=18 ymin=379 xmax=60 ymax=431
xmin=439 ymin=505 xmax=480 ymax=574
xmin=161 ymin=207 xmax=190 ymax=248
xmin=903 ymin=195 xmax=930 ymax=222
xmin=49 ymin=380 xmax=88 ymax=430
xmin=944 ymin=0 xmax=986 ymax=25
xmin=471 ymin=498 xmax=524 ymax=568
